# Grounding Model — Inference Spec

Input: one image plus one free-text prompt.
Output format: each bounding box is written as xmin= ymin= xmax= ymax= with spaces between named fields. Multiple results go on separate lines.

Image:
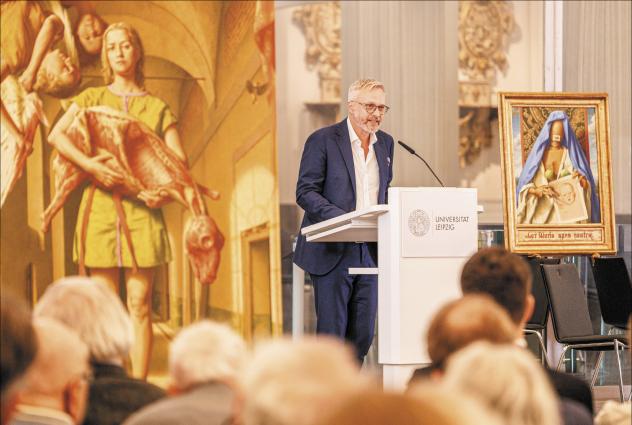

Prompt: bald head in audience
xmin=241 ymin=337 xmax=370 ymax=425
xmin=14 ymin=318 xmax=90 ymax=425
xmin=426 ymin=294 xmax=517 ymax=371
xmin=1 ymin=292 xmax=37 ymax=425
xmin=460 ymin=247 xmax=534 ymax=334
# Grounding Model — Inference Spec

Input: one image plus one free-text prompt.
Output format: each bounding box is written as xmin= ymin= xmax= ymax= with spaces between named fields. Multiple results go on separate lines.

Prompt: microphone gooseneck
xmin=397 ymin=140 xmax=445 ymax=187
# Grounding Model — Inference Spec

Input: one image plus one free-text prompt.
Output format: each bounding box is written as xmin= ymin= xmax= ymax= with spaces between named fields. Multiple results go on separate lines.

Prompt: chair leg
xmin=533 ymin=330 xmax=549 ymax=367
xmin=613 ymin=340 xmax=625 ymax=402
xmin=590 ymin=351 xmax=605 ymax=389
xmin=556 ymin=345 xmax=570 ymax=372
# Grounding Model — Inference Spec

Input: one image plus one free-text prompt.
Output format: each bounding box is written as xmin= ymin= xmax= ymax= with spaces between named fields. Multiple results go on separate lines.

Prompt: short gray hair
xmin=169 ymin=320 xmax=246 ymax=390
xmin=347 ymin=78 xmax=385 ymax=101
xmin=34 ymin=276 xmax=133 ymax=365
xmin=241 ymin=337 xmax=370 ymax=425
xmin=27 ymin=318 xmax=89 ymax=395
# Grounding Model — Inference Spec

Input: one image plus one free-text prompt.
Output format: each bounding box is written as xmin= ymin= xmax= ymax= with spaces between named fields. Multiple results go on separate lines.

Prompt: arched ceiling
xmin=94 ymin=1 xmax=222 ymax=107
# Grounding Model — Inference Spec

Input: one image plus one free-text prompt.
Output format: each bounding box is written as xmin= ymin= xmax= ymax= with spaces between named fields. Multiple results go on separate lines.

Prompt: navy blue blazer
xmin=293 ymin=119 xmax=394 ymax=275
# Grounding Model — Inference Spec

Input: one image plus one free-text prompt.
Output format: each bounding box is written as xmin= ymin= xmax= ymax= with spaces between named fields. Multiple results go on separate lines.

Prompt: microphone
xmin=397 ymin=140 xmax=445 ymax=187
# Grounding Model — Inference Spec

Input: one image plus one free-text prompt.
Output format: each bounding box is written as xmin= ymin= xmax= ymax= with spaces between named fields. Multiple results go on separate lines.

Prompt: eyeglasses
xmin=352 ymin=101 xmax=390 ymax=115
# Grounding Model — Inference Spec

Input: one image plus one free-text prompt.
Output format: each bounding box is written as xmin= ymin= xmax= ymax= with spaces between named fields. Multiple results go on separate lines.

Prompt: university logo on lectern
xmin=408 ymin=209 xmax=430 ymax=237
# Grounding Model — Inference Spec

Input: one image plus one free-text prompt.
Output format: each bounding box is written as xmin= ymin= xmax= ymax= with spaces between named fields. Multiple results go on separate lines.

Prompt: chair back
xmin=526 ymin=257 xmax=559 ymax=328
xmin=591 ymin=257 xmax=632 ymax=329
xmin=542 ymin=264 xmax=594 ymax=342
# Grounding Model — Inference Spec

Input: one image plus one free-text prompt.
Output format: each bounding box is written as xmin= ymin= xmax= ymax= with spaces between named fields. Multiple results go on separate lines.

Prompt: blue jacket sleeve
xmin=296 ymin=133 xmax=347 ymax=223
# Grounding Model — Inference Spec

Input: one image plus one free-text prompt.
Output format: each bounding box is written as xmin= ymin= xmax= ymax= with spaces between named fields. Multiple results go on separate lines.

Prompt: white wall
xmin=563 ymin=1 xmax=631 ymax=219
xmin=275 ymin=3 xmax=321 ymax=206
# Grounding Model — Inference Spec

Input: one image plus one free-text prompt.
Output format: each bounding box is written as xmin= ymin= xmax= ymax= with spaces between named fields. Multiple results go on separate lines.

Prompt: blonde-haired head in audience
xmin=34 ymin=276 xmax=134 ymax=365
xmin=240 ymin=336 xmax=370 ymax=425
xmin=321 ymin=385 xmax=502 ymax=425
xmin=442 ymin=342 xmax=561 ymax=425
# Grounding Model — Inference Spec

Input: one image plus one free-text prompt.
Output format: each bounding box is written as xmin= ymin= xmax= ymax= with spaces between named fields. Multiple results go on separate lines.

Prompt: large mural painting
xmin=1 ymin=0 xmax=280 ymax=380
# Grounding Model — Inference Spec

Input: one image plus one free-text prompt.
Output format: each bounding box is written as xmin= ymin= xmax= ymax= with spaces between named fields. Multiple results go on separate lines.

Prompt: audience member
xmin=322 ymin=386 xmax=502 ymax=425
xmin=594 ymin=400 xmax=631 ymax=425
xmin=9 ymin=318 xmax=90 ymax=425
xmin=33 ymin=276 xmax=165 ymax=425
xmin=442 ymin=342 xmax=562 ymax=425
xmin=240 ymin=337 xmax=370 ymax=425
xmin=1 ymin=292 xmax=38 ymax=425
xmin=409 ymin=294 xmax=517 ymax=384
xmin=123 ymin=320 xmax=247 ymax=425
xmin=460 ymin=247 xmax=594 ymax=414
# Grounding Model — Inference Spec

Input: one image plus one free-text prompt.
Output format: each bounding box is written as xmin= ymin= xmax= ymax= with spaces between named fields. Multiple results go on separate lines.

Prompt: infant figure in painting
xmin=515 ymin=110 xmax=600 ymax=224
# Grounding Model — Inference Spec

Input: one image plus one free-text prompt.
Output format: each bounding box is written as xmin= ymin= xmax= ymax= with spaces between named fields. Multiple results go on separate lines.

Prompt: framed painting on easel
xmin=498 ymin=92 xmax=616 ymax=255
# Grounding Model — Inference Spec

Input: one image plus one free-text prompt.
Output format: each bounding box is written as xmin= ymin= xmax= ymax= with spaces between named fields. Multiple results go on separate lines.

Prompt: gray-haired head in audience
xmin=169 ymin=320 xmax=247 ymax=391
xmin=34 ymin=275 xmax=134 ymax=365
xmin=16 ymin=317 xmax=90 ymax=425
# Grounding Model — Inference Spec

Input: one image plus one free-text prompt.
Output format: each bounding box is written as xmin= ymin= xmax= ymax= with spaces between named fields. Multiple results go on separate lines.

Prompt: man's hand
xmin=138 ymin=188 xmax=171 ymax=208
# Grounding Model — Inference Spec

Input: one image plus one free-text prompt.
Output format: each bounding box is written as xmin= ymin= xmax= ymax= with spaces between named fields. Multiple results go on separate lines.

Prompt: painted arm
xmin=296 ymin=134 xmax=346 ymax=223
xmin=20 ymin=14 xmax=64 ymax=92
xmin=1 ymin=60 xmax=27 ymax=150
xmin=0 ymin=12 xmax=63 ymax=143
xmin=48 ymin=103 xmax=124 ymax=188
xmin=1 ymin=99 xmax=25 ymax=149
xmin=163 ymin=125 xmax=187 ymax=164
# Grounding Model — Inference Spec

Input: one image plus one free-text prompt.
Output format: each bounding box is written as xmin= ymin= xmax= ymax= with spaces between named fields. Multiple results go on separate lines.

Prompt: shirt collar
xmin=347 ymin=118 xmax=377 ymax=146
xmin=15 ymin=404 xmax=74 ymax=424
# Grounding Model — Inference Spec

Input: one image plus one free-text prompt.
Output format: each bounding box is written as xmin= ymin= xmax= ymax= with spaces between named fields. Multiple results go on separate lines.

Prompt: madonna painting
xmin=498 ymin=93 xmax=616 ymax=255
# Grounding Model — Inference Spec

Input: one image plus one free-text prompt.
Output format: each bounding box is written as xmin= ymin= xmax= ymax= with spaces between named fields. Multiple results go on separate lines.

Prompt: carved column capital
xmin=293 ymin=2 xmax=341 ymax=103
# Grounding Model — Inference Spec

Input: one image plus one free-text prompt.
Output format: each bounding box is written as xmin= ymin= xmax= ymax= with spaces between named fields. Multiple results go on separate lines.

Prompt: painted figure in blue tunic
xmin=516 ymin=110 xmax=600 ymax=224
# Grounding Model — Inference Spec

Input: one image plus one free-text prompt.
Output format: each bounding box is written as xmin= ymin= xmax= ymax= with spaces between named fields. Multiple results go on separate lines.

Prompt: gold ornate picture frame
xmin=498 ymin=92 xmax=616 ymax=255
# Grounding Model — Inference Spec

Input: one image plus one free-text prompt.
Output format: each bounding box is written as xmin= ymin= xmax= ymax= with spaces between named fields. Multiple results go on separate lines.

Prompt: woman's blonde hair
xmin=101 ymin=22 xmax=145 ymax=87
xmin=442 ymin=342 xmax=561 ymax=425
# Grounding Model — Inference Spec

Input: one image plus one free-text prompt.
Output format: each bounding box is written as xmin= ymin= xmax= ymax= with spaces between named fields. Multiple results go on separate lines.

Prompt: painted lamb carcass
xmin=41 ymin=105 xmax=224 ymax=285
xmin=1 ymin=76 xmax=48 ymax=207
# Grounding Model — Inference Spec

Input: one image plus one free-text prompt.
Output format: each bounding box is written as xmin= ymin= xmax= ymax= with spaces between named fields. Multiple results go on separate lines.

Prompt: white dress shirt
xmin=347 ymin=118 xmax=379 ymax=210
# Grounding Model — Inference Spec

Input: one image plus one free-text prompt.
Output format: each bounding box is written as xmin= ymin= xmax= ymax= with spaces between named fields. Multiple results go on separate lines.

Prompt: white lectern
xmin=302 ymin=187 xmax=478 ymax=390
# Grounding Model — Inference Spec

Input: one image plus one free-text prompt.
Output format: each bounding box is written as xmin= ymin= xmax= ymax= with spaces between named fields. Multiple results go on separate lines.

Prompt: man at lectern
xmin=294 ymin=79 xmax=394 ymax=363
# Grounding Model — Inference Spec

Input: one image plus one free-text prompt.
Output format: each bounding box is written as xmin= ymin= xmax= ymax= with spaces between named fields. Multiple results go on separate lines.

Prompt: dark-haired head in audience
xmin=34 ymin=276 xmax=165 ymax=425
xmin=459 ymin=247 xmax=595 ymax=418
xmin=10 ymin=317 xmax=90 ymax=425
xmin=123 ymin=320 xmax=247 ymax=425
xmin=1 ymin=292 xmax=38 ymax=425
xmin=460 ymin=247 xmax=533 ymax=330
